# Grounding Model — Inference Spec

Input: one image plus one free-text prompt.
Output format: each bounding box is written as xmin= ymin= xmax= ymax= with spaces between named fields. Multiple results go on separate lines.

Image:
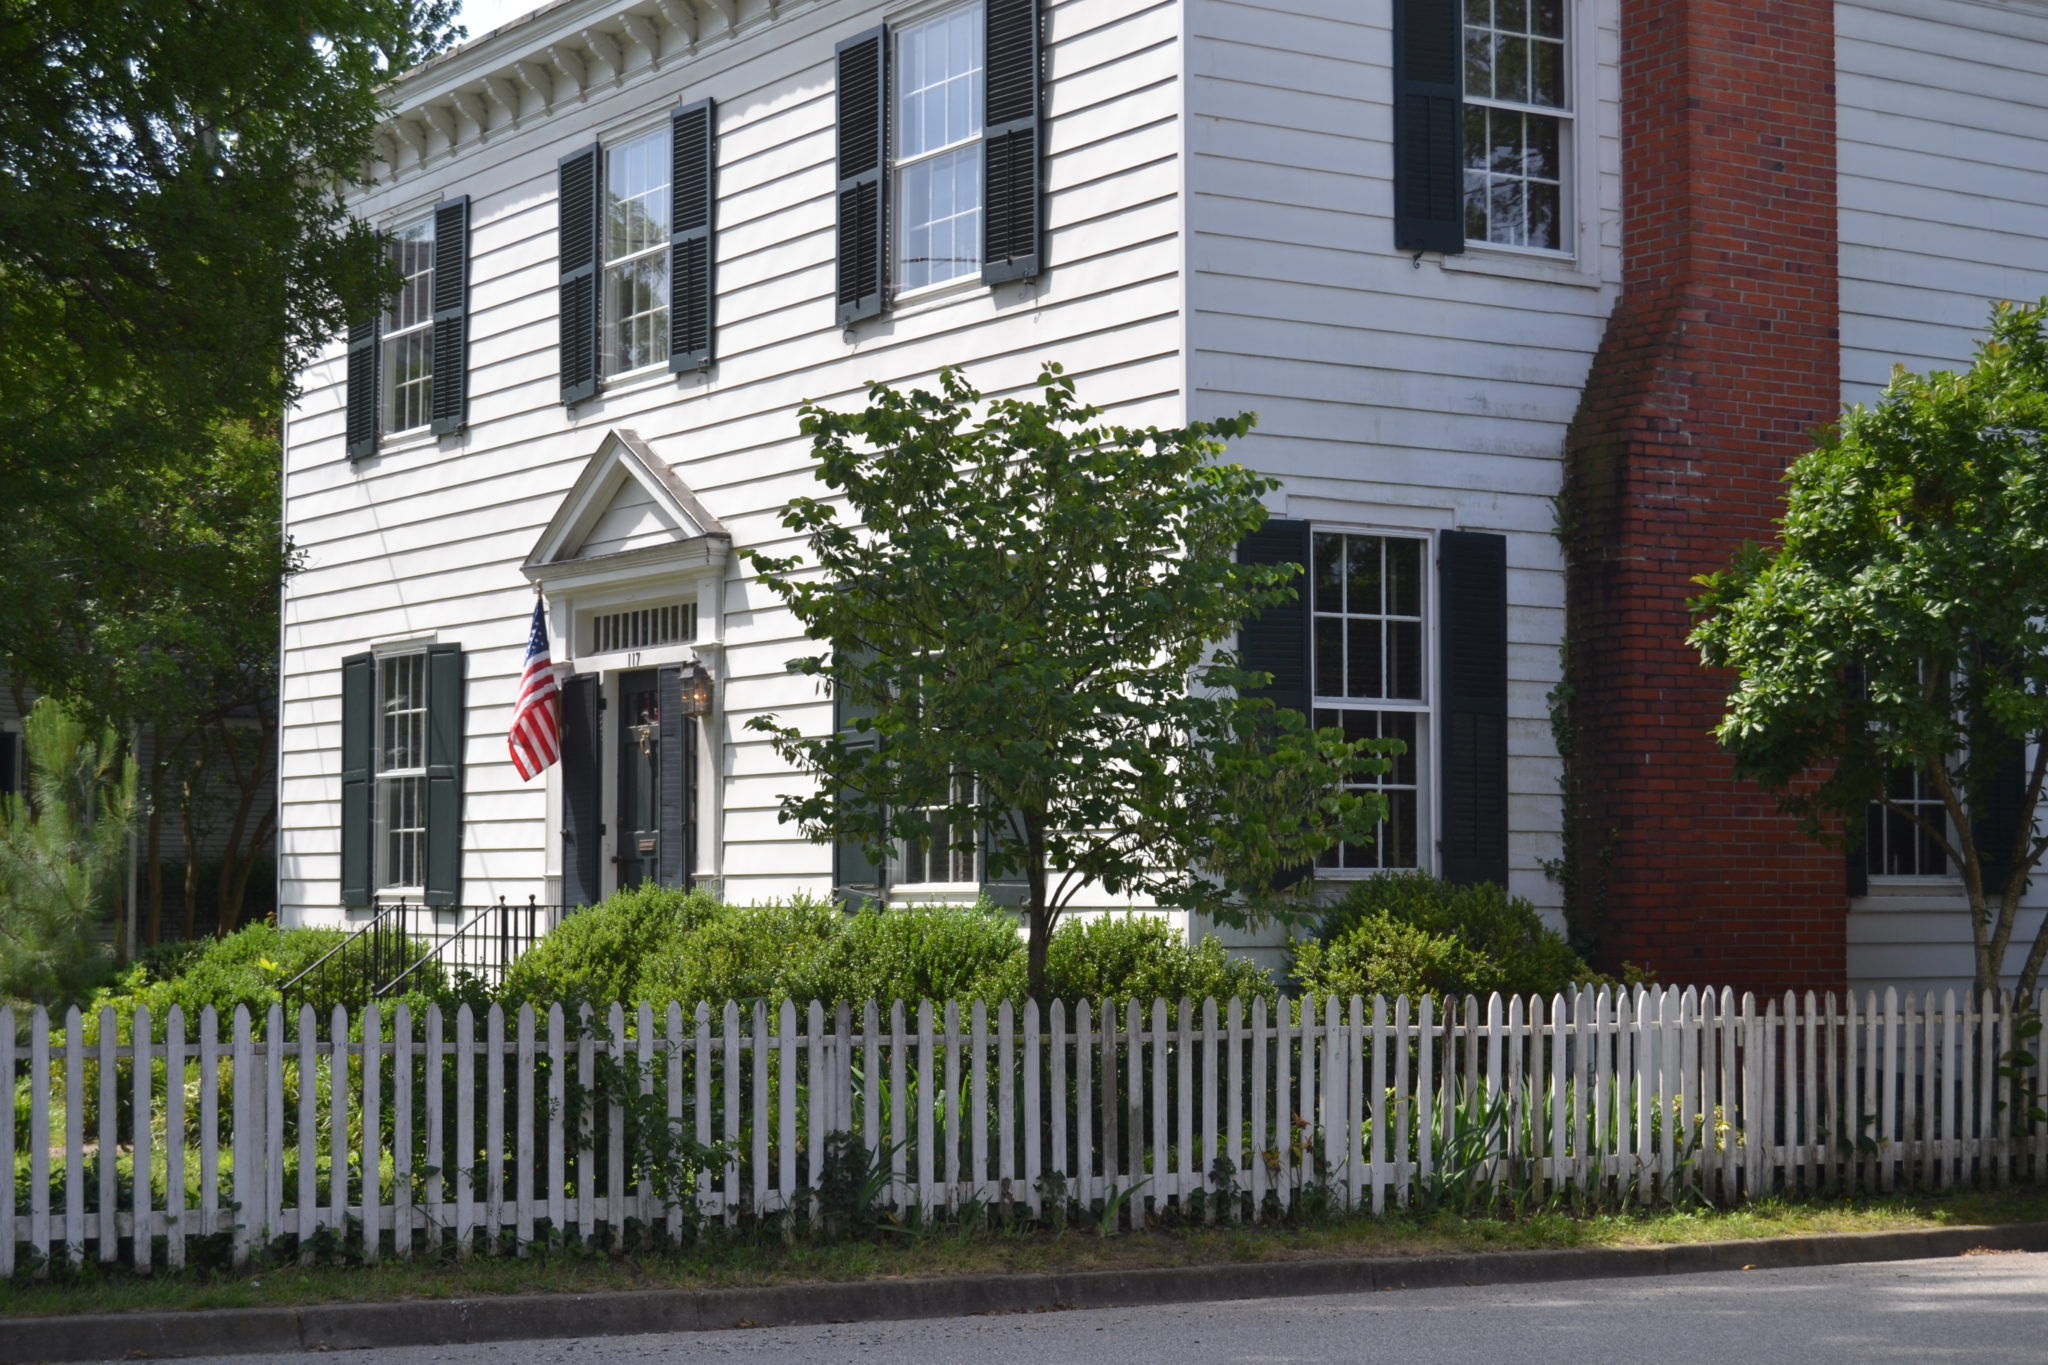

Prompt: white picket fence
xmin=5 ymin=985 xmax=2046 ymax=1275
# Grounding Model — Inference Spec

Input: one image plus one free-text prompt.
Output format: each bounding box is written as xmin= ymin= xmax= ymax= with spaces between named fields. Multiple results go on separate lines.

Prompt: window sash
xmin=896 ymin=774 xmax=981 ymax=887
xmin=381 ymin=219 xmax=436 ymax=433
xmin=603 ymin=130 xmax=671 ymax=376
xmin=375 ymin=653 xmax=428 ymax=893
xmin=894 ymin=4 xmax=985 ymax=293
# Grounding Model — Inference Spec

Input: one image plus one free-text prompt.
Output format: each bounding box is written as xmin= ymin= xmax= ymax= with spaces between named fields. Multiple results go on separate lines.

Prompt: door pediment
xmin=522 ymin=429 xmax=731 ymax=588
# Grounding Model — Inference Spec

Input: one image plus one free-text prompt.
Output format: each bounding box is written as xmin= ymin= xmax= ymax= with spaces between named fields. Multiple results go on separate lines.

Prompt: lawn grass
xmin=2 ymin=1184 xmax=2044 ymax=1320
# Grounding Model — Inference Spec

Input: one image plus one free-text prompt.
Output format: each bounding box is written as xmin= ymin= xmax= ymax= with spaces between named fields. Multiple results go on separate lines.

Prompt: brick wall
xmin=1560 ymin=0 xmax=1845 ymax=994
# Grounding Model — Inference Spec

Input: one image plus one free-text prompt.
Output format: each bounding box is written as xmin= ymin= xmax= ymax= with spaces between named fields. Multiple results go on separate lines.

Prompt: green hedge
xmin=1292 ymin=871 xmax=1600 ymax=1002
xmin=633 ymin=895 xmax=841 ymax=1009
xmin=499 ymin=884 xmax=722 ymax=1008
xmin=87 ymin=922 xmax=352 ymax=1025
xmin=981 ymin=913 xmax=1277 ymax=1007
xmin=781 ymin=901 xmax=1018 ymax=1006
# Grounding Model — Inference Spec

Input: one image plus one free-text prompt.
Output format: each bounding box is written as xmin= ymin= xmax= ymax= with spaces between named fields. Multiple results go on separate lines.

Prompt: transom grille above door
xmin=592 ymin=602 xmax=696 ymax=653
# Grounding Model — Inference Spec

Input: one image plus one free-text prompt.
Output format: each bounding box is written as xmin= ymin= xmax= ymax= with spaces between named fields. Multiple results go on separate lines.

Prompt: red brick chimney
xmin=1560 ymin=0 xmax=1845 ymax=993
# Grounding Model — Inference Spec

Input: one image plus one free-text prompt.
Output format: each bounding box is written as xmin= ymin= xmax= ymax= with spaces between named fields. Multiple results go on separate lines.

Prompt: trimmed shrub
xmin=1292 ymin=871 xmax=1599 ymax=1002
xmin=87 ymin=922 xmax=352 ymax=1023
xmin=782 ymin=901 xmax=1021 ymax=1006
xmin=983 ymin=913 xmax=1277 ymax=1006
xmin=499 ymin=883 xmax=721 ymax=1007
xmin=635 ymin=895 xmax=840 ymax=1009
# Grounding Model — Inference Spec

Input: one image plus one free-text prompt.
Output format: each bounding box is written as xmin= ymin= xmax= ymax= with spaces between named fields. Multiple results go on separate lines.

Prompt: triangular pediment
xmin=523 ymin=429 xmax=729 ymax=574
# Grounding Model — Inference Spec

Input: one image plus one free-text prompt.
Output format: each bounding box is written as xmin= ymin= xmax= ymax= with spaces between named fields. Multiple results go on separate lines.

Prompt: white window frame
xmin=1460 ymin=0 xmax=1574 ymax=257
xmin=381 ymin=216 xmax=436 ymax=436
xmin=601 ymin=127 xmax=671 ymax=380
xmin=891 ymin=1 xmax=986 ymax=298
xmin=374 ymin=650 xmax=429 ymax=898
xmin=892 ymin=772 xmax=982 ymax=893
xmin=1309 ymin=528 xmax=1434 ymax=876
xmin=1864 ymin=764 xmax=1958 ymax=883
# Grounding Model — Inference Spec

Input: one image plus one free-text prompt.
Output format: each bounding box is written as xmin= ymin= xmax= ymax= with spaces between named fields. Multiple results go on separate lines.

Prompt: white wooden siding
xmin=1183 ymin=0 xmax=1624 ymax=924
xmin=1837 ymin=0 xmax=2048 ymax=993
xmin=279 ymin=0 xmax=1186 ymax=921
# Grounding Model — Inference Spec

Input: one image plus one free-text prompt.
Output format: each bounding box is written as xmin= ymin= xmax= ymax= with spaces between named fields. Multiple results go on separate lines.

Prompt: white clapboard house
xmin=279 ymin=0 xmax=2048 ymax=993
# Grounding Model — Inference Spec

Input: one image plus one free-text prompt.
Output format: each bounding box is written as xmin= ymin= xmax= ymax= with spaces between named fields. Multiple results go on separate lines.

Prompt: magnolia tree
xmin=1691 ymin=299 xmax=2048 ymax=1003
xmin=746 ymin=366 xmax=1393 ymax=997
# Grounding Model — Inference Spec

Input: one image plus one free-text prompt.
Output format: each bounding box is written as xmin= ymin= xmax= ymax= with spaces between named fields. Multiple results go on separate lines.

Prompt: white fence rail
xmin=5 ymin=985 xmax=2045 ymax=1274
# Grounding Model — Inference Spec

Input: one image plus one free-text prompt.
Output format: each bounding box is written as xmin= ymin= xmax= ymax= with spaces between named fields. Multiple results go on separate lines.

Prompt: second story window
xmin=382 ymin=218 xmax=435 ymax=434
xmin=604 ymin=129 xmax=670 ymax=376
xmin=895 ymin=5 xmax=985 ymax=292
xmin=1462 ymin=0 xmax=1569 ymax=251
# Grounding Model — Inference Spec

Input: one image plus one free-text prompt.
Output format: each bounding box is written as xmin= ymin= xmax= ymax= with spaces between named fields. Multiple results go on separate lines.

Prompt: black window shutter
xmin=835 ymin=27 xmax=889 ymax=325
xmin=423 ymin=643 xmax=466 ymax=907
xmin=1393 ymin=0 xmax=1465 ymax=254
xmin=560 ymin=674 xmax=604 ymax=910
xmin=656 ymin=664 xmax=696 ymax=889
xmin=345 ymin=317 xmax=380 ymax=461
xmin=982 ymin=0 xmax=1042 ymax=285
xmin=1846 ymin=822 xmax=1870 ymax=899
xmin=669 ymin=99 xmax=718 ymax=372
xmin=1236 ymin=519 xmax=1314 ymax=717
xmin=1973 ymin=739 xmax=2029 ymax=903
xmin=558 ymin=144 xmax=603 ymax=404
xmin=832 ymin=649 xmax=889 ymax=905
xmin=429 ymin=196 xmax=471 ymax=435
xmin=1438 ymin=529 xmax=1508 ymax=885
xmin=340 ymin=652 xmax=374 ymax=907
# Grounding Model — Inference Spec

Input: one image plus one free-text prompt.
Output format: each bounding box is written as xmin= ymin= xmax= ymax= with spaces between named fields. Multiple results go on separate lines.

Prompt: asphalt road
xmin=89 ymin=1252 xmax=2048 ymax=1365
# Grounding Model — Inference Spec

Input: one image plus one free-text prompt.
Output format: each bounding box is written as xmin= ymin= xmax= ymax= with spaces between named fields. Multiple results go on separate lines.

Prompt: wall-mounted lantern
xmin=678 ymin=663 xmax=715 ymax=718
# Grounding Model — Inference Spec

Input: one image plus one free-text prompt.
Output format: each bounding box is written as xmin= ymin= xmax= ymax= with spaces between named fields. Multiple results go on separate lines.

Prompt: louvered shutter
xmin=1973 ymin=739 xmax=2029 ymax=904
xmin=429 ymin=196 xmax=470 ymax=435
xmin=981 ymin=0 xmax=1042 ymax=285
xmin=669 ymin=99 xmax=718 ymax=372
xmin=423 ymin=643 xmax=466 ymax=907
xmin=0 ymin=728 xmax=14 ymax=798
xmin=835 ymin=28 xmax=889 ymax=325
xmin=657 ymin=664 xmax=696 ymax=889
xmin=561 ymin=674 xmax=603 ymax=910
xmin=1438 ymin=530 xmax=1508 ymax=885
xmin=558 ymin=144 xmax=603 ymax=404
xmin=1237 ymin=519 xmax=1313 ymax=889
xmin=340 ymin=653 xmax=374 ymax=907
xmin=345 ymin=318 xmax=380 ymax=461
xmin=832 ymin=648 xmax=889 ymax=905
xmin=1393 ymin=0 xmax=1465 ymax=254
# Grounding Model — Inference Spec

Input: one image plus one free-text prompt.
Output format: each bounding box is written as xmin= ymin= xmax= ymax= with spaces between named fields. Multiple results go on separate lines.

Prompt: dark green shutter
xmin=1393 ymin=0 xmax=1465 ymax=254
xmin=1237 ymin=519 xmax=1313 ymax=889
xmin=832 ymin=649 xmax=888 ymax=905
xmin=345 ymin=318 xmax=380 ymax=461
xmin=981 ymin=0 xmax=1042 ymax=285
xmin=1438 ymin=529 xmax=1508 ymax=885
xmin=340 ymin=652 xmax=374 ymax=907
xmin=429 ymin=196 xmax=470 ymax=435
xmin=1973 ymin=740 xmax=2028 ymax=903
xmin=669 ymin=99 xmax=717 ymax=372
xmin=558 ymin=144 xmax=602 ymax=404
xmin=423 ymin=643 xmax=465 ymax=907
xmin=561 ymin=674 xmax=603 ymax=909
xmin=657 ymin=664 xmax=696 ymax=889
xmin=835 ymin=27 xmax=889 ymax=325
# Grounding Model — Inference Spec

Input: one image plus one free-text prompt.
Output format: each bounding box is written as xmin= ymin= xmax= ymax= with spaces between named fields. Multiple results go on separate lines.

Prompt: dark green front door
xmin=615 ymin=669 xmax=660 ymax=890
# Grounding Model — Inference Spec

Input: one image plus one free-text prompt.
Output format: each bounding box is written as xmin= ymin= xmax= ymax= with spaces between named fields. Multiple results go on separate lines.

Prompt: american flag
xmin=508 ymin=597 xmax=561 ymax=781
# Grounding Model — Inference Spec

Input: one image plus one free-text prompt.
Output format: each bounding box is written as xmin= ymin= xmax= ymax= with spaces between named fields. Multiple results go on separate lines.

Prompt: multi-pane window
xmin=1865 ymin=767 xmax=1950 ymax=878
xmin=1462 ymin=0 xmax=1569 ymax=251
xmin=382 ymin=218 xmax=436 ymax=433
xmin=895 ymin=5 xmax=984 ymax=292
xmin=898 ymin=775 xmax=979 ymax=885
xmin=604 ymin=129 xmax=670 ymax=375
xmin=376 ymin=653 xmax=428 ymax=893
xmin=1311 ymin=532 xmax=1427 ymax=872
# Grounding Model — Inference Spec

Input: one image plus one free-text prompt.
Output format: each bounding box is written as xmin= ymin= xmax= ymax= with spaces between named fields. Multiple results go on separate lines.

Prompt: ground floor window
xmin=896 ymin=774 xmax=980 ymax=886
xmin=1866 ymin=766 xmax=1951 ymax=879
xmin=376 ymin=652 xmax=428 ymax=894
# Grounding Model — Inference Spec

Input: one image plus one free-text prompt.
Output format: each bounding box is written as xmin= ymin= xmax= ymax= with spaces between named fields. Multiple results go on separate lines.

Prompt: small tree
xmin=746 ymin=366 xmax=1393 ymax=997
xmin=0 ymin=700 xmax=138 ymax=1007
xmin=1691 ymin=299 xmax=2048 ymax=1003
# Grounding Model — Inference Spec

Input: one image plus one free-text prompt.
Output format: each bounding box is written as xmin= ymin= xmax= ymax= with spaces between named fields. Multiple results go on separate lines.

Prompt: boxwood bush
xmin=499 ymin=883 xmax=722 ymax=1008
xmin=982 ymin=913 xmax=1276 ymax=1007
xmin=781 ymin=901 xmax=1019 ymax=1006
xmin=633 ymin=895 xmax=841 ymax=1010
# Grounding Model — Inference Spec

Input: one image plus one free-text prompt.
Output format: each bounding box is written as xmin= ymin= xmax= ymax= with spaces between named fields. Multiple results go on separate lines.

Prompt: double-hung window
xmin=1865 ymin=767 xmax=1951 ymax=879
xmin=603 ymin=129 xmax=671 ymax=376
xmin=897 ymin=774 xmax=981 ymax=887
xmin=895 ymin=5 xmax=985 ymax=293
xmin=376 ymin=652 xmax=429 ymax=895
xmin=381 ymin=218 xmax=436 ymax=434
xmin=1311 ymin=532 xmax=1428 ymax=871
xmin=1461 ymin=0 xmax=1569 ymax=251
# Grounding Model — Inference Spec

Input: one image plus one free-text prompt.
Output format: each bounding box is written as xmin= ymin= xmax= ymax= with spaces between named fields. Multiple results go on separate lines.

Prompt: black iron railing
xmin=282 ymin=897 xmax=560 ymax=1011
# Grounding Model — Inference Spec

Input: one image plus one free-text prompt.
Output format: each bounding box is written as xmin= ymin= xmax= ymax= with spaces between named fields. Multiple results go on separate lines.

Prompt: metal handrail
xmin=280 ymin=896 xmax=560 ymax=1011
xmin=279 ymin=901 xmax=407 ymax=1007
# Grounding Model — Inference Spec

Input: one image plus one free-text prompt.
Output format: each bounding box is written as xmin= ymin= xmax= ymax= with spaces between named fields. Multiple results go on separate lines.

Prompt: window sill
xmin=891 ymin=883 xmax=982 ymax=903
xmin=1437 ymin=244 xmax=1601 ymax=290
xmin=372 ymin=427 xmax=439 ymax=460
xmin=595 ymin=363 xmax=676 ymax=403
xmin=888 ymin=275 xmax=985 ymax=320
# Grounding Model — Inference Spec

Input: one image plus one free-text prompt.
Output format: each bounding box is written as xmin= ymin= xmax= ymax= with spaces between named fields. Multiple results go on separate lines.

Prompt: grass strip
xmin=2 ymin=1185 xmax=2044 ymax=1320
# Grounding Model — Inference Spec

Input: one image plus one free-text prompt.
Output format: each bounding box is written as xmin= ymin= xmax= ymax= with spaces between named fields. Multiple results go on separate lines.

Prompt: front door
xmin=615 ymin=669 xmax=661 ymax=889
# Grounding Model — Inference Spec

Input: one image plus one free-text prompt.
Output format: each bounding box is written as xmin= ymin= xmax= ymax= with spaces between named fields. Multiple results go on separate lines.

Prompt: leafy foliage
xmin=745 ymin=365 xmax=1395 ymax=994
xmin=634 ymin=896 xmax=843 ymax=1010
xmin=782 ymin=901 xmax=1020 ymax=1006
xmin=982 ymin=912 xmax=1277 ymax=1007
xmin=1292 ymin=872 xmax=1598 ymax=1002
xmin=87 ymin=922 xmax=351 ymax=1024
xmin=499 ymin=884 xmax=723 ymax=1007
xmin=1690 ymin=299 xmax=2048 ymax=999
xmin=0 ymin=701 xmax=137 ymax=1007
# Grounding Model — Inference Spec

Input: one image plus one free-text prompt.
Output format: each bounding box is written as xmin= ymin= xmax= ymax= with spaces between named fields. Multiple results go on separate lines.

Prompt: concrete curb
xmin=6 ymin=1221 xmax=2047 ymax=1363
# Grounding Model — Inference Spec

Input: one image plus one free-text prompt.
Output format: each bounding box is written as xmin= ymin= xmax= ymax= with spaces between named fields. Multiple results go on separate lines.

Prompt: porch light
xmin=679 ymin=663 xmax=714 ymax=718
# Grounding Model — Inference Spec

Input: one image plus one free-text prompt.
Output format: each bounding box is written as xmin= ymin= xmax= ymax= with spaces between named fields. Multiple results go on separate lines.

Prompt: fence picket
xmin=545 ymin=1003 xmax=565 ymax=1241
xmin=1100 ymin=1001 xmax=1120 ymax=1219
xmin=1130 ymin=999 xmax=1148 ymax=1230
xmin=999 ymin=1000 xmax=1017 ymax=1211
xmin=229 ymin=1006 xmax=253 ymax=1267
xmin=1369 ymin=995 xmax=1388 ymax=1213
xmin=1392 ymin=994 xmax=1412 ymax=1207
xmin=972 ymin=1000 xmax=991 ymax=1211
xmin=917 ymin=1001 xmax=936 ymax=1213
xmin=722 ymin=1000 xmax=740 ymax=1224
xmin=364 ymin=1005 xmax=384 ymax=1262
xmin=266 ymin=1006 xmax=285 ymax=1244
xmin=492 ymin=1004 xmax=511 ymax=1243
xmin=606 ymin=1003 xmax=627 ymax=1237
xmin=1150 ymin=999 xmax=1169 ymax=1214
xmin=456 ymin=1004 xmax=475 ymax=1258
xmin=1047 ymin=1000 xmax=1066 ymax=1214
xmin=1249 ymin=996 xmax=1268 ymax=1217
xmin=330 ymin=1006 xmax=349 ymax=1255
xmin=396 ymin=1004 xmax=415 ymax=1257
xmin=1023 ymin=999 xmax=1042 ymax=1217
xmin=1074 ymin=1000 xmax=1093 ymax=1212
xmin=166 ymin=1006 xmax=186 ymax=1270
xmin=1201 ymin=997 xmax=1220 ymax=1222
xmin=1176 ymin=998 xmax=1195 ymax=1211
xmin=804 ymin=1000 xmax=824 ymax=1217
xmin=130 ymin=1006 xmax=152 ymax=1272
xmin=944 ymin=1001 xmax=963 ymax=1212
xmin=888 ymin=1000 xmax=908 ymax=1210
